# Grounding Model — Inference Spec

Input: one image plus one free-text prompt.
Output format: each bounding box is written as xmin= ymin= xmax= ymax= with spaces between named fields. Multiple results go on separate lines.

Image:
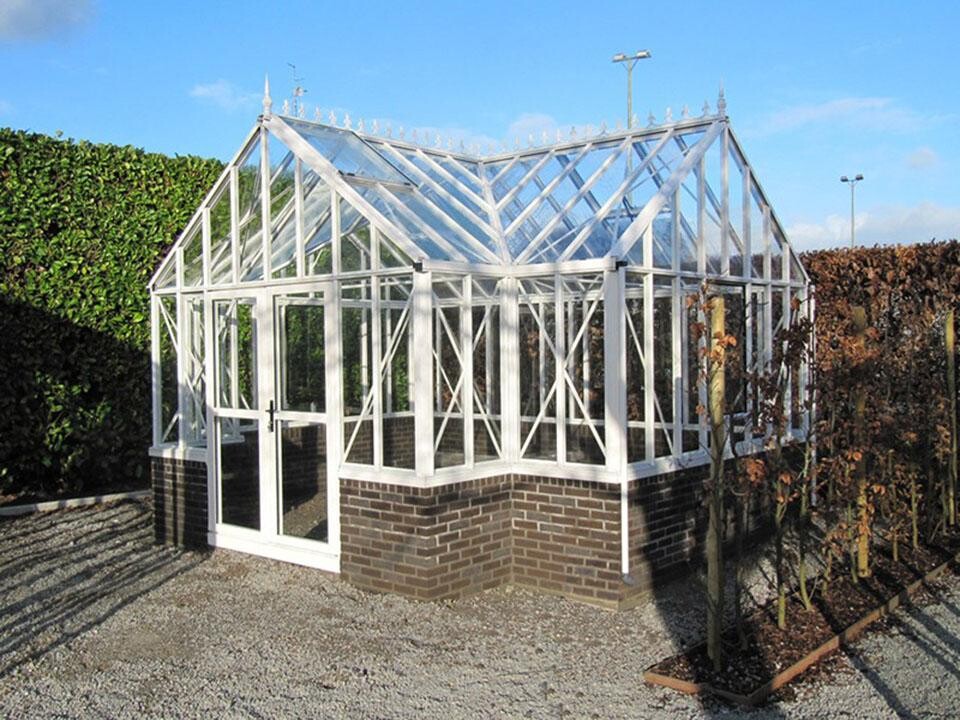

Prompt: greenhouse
xmin=149 ymin=83 xmax=812 ymax=606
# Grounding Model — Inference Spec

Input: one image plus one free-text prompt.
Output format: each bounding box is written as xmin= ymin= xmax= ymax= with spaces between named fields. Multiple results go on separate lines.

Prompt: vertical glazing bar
xmin=462 ymin=276 xmax=474 ymax=467
xmin=643 ymin=272 xmax=655 ymax=460
xmin=255 ymin=290 xmax=275 ymax=536
xmin=538 ymin=300 xmax=546 ymax=409
xmin=324 ymin=283 xmax=343 ymax=554
xmin=744 ymin=282 xmax=755 ymax=445
xmin=331 ymin=191 xmax=341 ymax=276
xmin=230 ymin=167 xmax=240 ymax=285
xmin=671 ymin=278 xmax=683 ymax=457
xmin=603 ymin=267 xmax=626 ymax=475
xmin=203 ymin=293 xmax=216 ymax=534
xmin=720 ymin=126 xmax=730 ymax=276
xmin=501 ymin=277 xmax=520 ymax=462
xmin=742 ymin=166 xmax=751 ymax=279
xmin=413 ymin=270 xmax=435 ymax=478
xmin=582 ymin=294 xmax=590 ymax=412
xmin=371 ymin=229 xmax=382 ymax=467
xmin=697 ymin=157 xmax=707 ymax=275
xmin=260 ymin=128 xmax=272 ymax=279
xmin=229 ymin=300 xmax=240 ymax=409
xmin=202 ymin=207 xmax=212 ymax=287
xmin=294 ymin=159 xmax=305 ymax=277
xmin=150 ymin=295 xmax=162 ymax=447
xmin=555 ymin=274 xmax=567 ymax=464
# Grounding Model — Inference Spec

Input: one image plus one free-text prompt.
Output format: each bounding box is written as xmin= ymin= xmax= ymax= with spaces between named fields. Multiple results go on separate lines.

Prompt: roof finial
xmin=343 ymin=112 xmax=352 ymax=129
xmin=702 ymin=100 xmax=711 ymax=117
xmin=556 ymin=128 xmax=563 ymax=143
xmin=314 ymin=106 xmax=322 ymax=121
xmin=282 ymin=99 xmax=291 ymax=115
xmin=371 ymin=119 xmax=380 ymax=135
xmin=328 ymin=110 xmax=337 ymax=125
xmin=569 ymin=126 xmax=577 ymax=140
xmin=357 ymin=117 xmax=365 ymax=132
xmin=664 ymin=106 xmax=673 ymax=123
xmin=262 ymin=74 xmax=272 ymax=118
xmin=647 ymin=111 xmax=656 ymax=127
xmin=599 ymin=121 xmax=608 ymax=135
xmin=385 ymin=123 xmax=392 ymax=138
xmin=541 ymin=130 xmax=549 ymax=145
xmin=681 ymin=104 xmax=690 ymax=119
xmin=717 ymin=82 xmax=727 ymax=115
xmin=631 ymin=113 xmax=640 ymax=128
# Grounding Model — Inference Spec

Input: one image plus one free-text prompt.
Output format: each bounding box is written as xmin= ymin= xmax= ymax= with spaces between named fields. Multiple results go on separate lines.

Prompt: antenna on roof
xmin=287 ymin=63 xmax=307 ymax=118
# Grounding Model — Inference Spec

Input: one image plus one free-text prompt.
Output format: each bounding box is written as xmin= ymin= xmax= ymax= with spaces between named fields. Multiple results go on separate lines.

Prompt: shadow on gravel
xmin=0 ymin=500 xmax=204 ymax=678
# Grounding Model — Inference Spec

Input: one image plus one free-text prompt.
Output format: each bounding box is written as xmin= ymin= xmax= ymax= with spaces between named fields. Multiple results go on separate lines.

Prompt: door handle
xmin=267 ymin=399 xmax=276 ymax=432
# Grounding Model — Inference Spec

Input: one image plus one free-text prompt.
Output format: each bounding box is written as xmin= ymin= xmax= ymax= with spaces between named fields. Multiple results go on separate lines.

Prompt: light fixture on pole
xmin=612 ymin=50 xmax=651 ymax=129
xmin=840 ymin=174 xmax=864 ymax=248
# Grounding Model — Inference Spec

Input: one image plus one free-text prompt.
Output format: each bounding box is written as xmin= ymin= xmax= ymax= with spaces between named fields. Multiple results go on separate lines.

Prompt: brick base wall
xmin=340 ymin=468 xmax=719 ymax=608
xmin=152 ymin=456 xmax=208 ymax=549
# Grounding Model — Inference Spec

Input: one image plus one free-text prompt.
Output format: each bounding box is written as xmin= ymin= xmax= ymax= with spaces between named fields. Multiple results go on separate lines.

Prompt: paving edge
xmin=0 ymin=490 xmax=151 ymax=517
xmin=643 ymin=550 xmax=960 ymax=707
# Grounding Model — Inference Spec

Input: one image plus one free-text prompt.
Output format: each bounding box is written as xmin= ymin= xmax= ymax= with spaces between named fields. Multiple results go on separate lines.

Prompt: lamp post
xmin=612 ymin=50 xmax=651 ymax=129
xmin=840 ymin=174 xmax=864 ymax=248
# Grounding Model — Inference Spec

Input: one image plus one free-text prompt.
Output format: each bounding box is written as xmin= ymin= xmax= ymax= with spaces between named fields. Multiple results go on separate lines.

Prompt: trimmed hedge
xmin=0 ymin=128 xmax=223 ymax=499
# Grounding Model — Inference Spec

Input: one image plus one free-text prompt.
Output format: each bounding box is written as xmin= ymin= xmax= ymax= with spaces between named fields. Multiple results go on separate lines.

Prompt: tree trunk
xmin=706 ymin=294 xmax=726 ymax=673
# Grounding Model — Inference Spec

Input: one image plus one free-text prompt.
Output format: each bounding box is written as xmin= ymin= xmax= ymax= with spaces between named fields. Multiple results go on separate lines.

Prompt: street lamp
xmin=612 ymin=50 xmax=651 ymax=129
xmin=840 ymin=174 xmax=864 ymax=248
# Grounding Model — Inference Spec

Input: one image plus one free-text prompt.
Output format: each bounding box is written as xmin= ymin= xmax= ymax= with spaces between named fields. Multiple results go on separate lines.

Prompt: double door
xmin=207 ymin=284 xmax=340 ymax=570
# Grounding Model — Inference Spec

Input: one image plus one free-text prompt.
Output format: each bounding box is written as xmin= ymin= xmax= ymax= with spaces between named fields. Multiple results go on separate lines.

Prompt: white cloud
xmin=787 ymin=202 xmax=960 ymax=251
xmin=753 ymin=97 xmax=948 ymax=137
xmin=189 ymin=80 xmax=259 ymax=113
xmin=0 ymin=0 xmax=92 ymax=41
xmin=905 ymin=146 xmax=940 ymax=169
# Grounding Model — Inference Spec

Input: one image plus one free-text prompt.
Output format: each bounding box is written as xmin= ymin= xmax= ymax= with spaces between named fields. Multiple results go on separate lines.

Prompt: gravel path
xmin=0 ymin=500 xmax=958 ymax=719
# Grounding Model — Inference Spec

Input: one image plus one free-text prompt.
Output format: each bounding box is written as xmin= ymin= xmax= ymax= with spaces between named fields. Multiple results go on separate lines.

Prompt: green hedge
xmin=0 ymin=128 xmax=224 ymax=499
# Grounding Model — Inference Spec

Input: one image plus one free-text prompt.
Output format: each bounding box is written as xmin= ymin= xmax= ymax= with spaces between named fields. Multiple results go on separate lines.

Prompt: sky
xmin=0 ymin=0 xmax=957 ymax=251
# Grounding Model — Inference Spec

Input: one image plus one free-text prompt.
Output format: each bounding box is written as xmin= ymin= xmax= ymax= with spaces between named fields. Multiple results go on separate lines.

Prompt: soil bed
xmin=648 ymin=533 xmax=960 ymax=700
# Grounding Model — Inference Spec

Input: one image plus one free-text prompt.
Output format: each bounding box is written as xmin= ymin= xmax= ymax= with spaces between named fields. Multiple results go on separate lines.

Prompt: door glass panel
xmin=215 ymin=299 xmax=257 ymax=410
xmin=279 ymin=420 xmax=328 ymax=541
xmin=279 ymin=300 xmax=326 ymax=412
xmin=218 ymin=417 xmax=260 ymax=529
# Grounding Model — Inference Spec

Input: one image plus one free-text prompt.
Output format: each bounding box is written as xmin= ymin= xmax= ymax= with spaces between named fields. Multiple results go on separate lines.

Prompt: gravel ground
xmin=1 ymin=500 xmax=958 ymax=719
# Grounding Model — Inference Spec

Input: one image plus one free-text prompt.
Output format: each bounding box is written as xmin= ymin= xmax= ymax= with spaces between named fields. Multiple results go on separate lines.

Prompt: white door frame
xmin=205 ymin=282 xmax=340 ymax=572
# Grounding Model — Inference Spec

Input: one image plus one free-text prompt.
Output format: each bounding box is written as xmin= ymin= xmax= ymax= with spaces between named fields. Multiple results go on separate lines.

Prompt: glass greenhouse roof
xmin=152 ymin=98 xmax=809 ymax=288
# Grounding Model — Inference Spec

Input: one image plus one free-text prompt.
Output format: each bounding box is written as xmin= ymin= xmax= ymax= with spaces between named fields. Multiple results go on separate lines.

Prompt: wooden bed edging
xmin=0 ymin=490 xmax=151 ymax=517
xmin=643 ymin=551 xmax=960 ymax=707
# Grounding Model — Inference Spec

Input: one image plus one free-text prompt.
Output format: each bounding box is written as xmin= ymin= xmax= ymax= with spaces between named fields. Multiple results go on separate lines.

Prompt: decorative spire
xmin=297 ymin=103 xmax=305 ymax=119
xmin=385 ymin=123 xmax=392 ymax=138
xmin=702 ymin=100 xmax=711 ymax=117
xmin=556 ymin=128 xmax=563 ymax=143
xmin=599 ymin=121 xmax=608 ymax=135
xmin=371 ymin=119 xmax=380 ymax=135
xmin=681 ymin=104 xmax=690 ymax=119
xmin=314 ymin=106 xmax=322 ymax=121
xmin=282 ymin=99 xmax=291 ymax=115
xmin=647 ymin=111 xmax=656 ymax=127
xmin=343 ymin=112 xmax=352 ymax=129
xmin=664 ymin=106 xmax=673 ymax=123
xmin=631 ymin=113 xmax=640 ymax=128
xmin=614 ymin=119 xmax=623 ymax=132
xmin=357 ymin=118 xmax=365 ymax=133
xmin=717 ymin=82 xmax=726 ymax=115
xmin=569 ymin=126 xmax=577 ymax=140
xmin=328 ymin=109 xmax=337 ymax=125
xmin=527 ymin=133 xmax=534 ymax=147
xmin=262 ymin=74 xmax=272 ymax=117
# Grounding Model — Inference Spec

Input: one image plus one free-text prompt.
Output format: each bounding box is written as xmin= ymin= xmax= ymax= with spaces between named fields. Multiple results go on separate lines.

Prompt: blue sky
xmin=1 ymin=0 xmax=957 ymax=251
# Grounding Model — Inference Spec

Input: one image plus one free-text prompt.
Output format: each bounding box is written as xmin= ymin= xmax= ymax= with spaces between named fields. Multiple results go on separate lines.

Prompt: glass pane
xmin=237 ymin=138 xmax=264 ymax=282
xmin=625 ymin=274 xmax=645 ymax=463
xmin=341 ymin=280 xmax=373 ymax=465
xmin=279 ymin=301 xmax=325 ymax=413
xmin=381 ymin=276 xmax=414 ymax=469
xmin=434 ymin=283 xmax=465 ymax=468
xmin=215 ymin=299 xmax=257 ymax=410
xmin=209 ymin=184 xmax=233 ymax=285
xmin=750 ymin=184 xmax=765 ymax=279
xmin=303 ymin=168 xmax=333 ymax=275
xmin=564 ymin=275 xmax=605 ymax=465
xmin=279 ymin=420 xmax=328 ymax=541
xmin=218 ymin=417 xmax=259 ymax=529
xmin=340 ymin=198 xmax=371 ymax=273
xmin=269 ymin=139 xmax=298 ymax=279
xmin=158 ymin=295 xmax=179 ymax=443
xmin=728 ymin=148 xmax=746 ymax=277
xmin=287 ymin=119 xmax=410 ymax=184
xmin=473 ymin=281 xmax=501 ymax=462
xmin=182 ymin=223 xmax=203 ymax=287
xmin=183 ymin=295 xmax=206 ymax=446
xmin=519 ymin=279 xmax=556 ymax=461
